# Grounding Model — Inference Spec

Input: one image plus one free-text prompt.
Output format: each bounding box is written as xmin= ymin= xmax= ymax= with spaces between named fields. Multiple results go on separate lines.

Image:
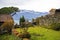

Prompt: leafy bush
xmin=50 ymin=23 xmax=60 ymax=31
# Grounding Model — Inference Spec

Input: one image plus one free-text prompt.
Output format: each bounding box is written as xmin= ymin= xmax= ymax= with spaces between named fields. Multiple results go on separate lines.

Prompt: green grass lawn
xmin=16 ymin=26 xmax=60 ymax=40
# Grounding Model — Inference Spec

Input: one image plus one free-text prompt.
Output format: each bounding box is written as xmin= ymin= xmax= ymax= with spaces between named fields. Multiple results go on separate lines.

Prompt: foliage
xmin=50 ymin=23 xmax=60 ymax=31
xmin=19 ymin=16 xmax=25 ymax=28
xmin=20 ymin=16 xmax=25 ymax=22
xmin=0 ymin=7 xmax=19 ymax=14
xmin=1 ymin=20 xmax=14 ymax=34
xmin=27 ymin=22 xmax=33 ymax=27
xmin=32 ymin=19 xmax=37 ymax=25
xmin=14 ymin=24 xmax=20 ymax=28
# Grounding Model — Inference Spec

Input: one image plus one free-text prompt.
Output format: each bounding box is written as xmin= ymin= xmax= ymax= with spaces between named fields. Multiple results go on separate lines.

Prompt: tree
xmin=32 ymin=18 xmax=36 ymax=25
xmin=36 ymin=18 xmax=40 ymax=25
xmin=19 ymin=16 xmax=31 ymax=39
xmin=0 ymin=7 xmax=19 ymax=14
xmin=19 ymin=16 xmax=25 ymax=28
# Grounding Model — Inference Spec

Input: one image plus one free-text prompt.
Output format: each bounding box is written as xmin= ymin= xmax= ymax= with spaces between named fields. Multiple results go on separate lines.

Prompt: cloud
xmin=19 ymin=0 xmax=60 ymax=12
xmin=0 ymin=0 xmax=60 ymax=12
xmin=0 ymin=0 xmax=31 ymax=8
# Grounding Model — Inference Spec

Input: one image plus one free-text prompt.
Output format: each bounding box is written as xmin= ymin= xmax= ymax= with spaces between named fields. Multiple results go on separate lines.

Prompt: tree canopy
xmin=0 ymin=7 xmax=19 ymax=14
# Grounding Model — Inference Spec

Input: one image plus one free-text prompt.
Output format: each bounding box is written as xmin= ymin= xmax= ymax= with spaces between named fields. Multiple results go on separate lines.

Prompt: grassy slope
xmin=16 ymin=26 xmax=60 ymax=40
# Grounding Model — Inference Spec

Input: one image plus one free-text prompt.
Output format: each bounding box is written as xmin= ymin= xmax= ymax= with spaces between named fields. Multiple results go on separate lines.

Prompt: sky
xmin=0 ymin=0 xmax=60 ymax=12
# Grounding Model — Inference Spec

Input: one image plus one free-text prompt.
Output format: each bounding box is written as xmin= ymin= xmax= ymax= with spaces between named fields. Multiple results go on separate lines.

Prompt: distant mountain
xmin=12 ymin=10 xmax=48 ymax=24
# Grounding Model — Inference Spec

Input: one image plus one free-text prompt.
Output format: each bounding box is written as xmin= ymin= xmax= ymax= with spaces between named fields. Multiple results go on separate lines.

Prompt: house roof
xmin=0 ymin=14 xmax=13 ymax=22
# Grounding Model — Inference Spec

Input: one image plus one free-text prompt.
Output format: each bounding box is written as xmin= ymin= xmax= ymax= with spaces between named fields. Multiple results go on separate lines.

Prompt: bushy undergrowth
xmin=50 ymin=23 xmax=60 ymax=31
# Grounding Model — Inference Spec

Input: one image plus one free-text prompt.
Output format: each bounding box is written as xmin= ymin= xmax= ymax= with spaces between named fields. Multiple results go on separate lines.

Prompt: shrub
xmin=14 ymin=24 xmax=20 ymax=28
xmin=1 ymin=20 xmax=14 ymax=34
xmin=50 ymin=23 xmax=60 ymax=31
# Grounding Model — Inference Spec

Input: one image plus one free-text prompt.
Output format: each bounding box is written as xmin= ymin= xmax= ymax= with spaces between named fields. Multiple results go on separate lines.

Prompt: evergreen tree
xmin=19 ymin=16 xmax=25 ymax=28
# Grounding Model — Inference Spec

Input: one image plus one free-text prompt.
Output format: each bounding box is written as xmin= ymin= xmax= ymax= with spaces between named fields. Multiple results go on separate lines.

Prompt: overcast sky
xmin=0 ymin=0 xmax=60 ymax=12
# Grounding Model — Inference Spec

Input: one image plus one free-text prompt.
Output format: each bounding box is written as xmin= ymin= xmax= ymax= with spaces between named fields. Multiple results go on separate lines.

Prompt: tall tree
xmin=19 ymin=16 xmax=25 ymax=28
